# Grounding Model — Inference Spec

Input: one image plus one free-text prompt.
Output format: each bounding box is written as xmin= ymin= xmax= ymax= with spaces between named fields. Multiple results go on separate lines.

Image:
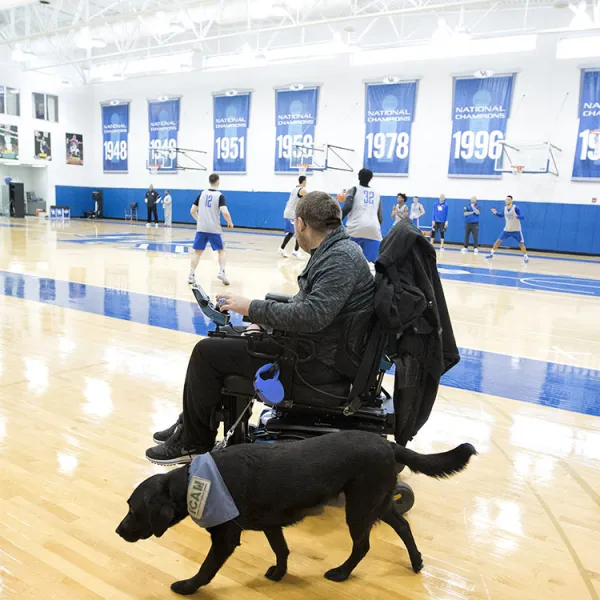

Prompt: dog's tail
xmin=392 ymin=442 xmax=477 ymax=479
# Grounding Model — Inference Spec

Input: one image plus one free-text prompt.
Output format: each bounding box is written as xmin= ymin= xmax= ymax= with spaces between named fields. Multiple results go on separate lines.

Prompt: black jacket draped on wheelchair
xmin=207 ymin=220 xmax=459 ymax=447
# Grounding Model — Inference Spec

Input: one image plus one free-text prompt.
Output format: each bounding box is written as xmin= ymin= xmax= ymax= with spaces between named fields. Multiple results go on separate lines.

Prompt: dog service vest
xmin=187 ymin=454 xmax=240 ymax=528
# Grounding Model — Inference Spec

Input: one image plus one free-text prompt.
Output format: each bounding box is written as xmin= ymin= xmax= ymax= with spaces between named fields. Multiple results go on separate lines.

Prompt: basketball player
xmin=392 ymin=193 xmax=409 ymax=224
xmin=145 ymin=184 xmax=161 ymax=228
xmin=462 ymin=196 xmax=480 ymax=254
xmin=485 ymin=195 xmax=529 ymax=263
xmin=431 ymin=194 xmax=448 ymax=249
xmin=342 ymin=168 xmax=382 ymax=263
xmin=188 ymin=173 xmax=234 ymax=286
xmin=279 ymin=175 xmax=307 ymax=258
xmin=410 ymin=195 xmax=425 ymax=227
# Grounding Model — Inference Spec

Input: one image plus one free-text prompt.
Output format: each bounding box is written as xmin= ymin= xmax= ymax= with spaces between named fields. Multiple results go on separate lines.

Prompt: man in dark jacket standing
xmin=145 ymin=184 xmax=161 ymax=228
xmin=146 ymin=191 xmax=375 ymax=464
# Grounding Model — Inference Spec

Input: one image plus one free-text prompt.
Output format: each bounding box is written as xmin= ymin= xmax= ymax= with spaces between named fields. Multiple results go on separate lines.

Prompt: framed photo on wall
xmin=34 ymin=130 xmax=52 ymax=160
xmin=66 ymin=133 xmax=84 ymax=165
xmin=0 ymin=124 xmax=19 ymax=160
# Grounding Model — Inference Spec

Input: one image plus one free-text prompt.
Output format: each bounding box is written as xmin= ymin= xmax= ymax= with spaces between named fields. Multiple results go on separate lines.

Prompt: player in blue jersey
xmin=431 ymin=194 xmax=448 ymax=249
xmin=485 ymin=195 xmax=529 ymax=263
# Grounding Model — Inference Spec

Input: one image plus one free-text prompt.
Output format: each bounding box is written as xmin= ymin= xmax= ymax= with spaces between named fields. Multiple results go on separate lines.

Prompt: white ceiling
xmin=0 ymin=0 xmax=599 ymax=84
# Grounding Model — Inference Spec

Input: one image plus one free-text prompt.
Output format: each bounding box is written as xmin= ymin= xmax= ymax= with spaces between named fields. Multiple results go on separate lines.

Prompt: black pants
xmin=432 ymin=222 xmax=445 ymax=241
xmin=464 ymin=223 xmax=479 ymax=248
xmin=182 ymin=336 xmax=341 ymax=449
xmin=147 ymin=205 xmax=158 ymax=223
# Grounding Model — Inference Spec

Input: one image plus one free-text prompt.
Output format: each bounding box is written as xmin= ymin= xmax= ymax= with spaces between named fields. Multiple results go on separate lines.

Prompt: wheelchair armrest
xmin=265 ymin=292 xmax=293 ymax=303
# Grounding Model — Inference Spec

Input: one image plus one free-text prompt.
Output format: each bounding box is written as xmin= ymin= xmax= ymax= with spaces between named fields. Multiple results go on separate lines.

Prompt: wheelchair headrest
xmin=254 ymin=363 xmax=284 ymax=406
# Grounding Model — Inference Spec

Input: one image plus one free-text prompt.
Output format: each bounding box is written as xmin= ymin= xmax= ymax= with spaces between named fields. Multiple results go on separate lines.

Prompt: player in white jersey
xmin=341 ymin=168 xmax=382 ymax=263
xmin=188 ymin=173 xmax=234 ymax=286
xmin=392 ymin=193 xmax=409 ymax=224
xmin=279 ymin=175 xmax=307 ymax=258
xmin=410 ymin=195 xmax=425 ymax=227
xmin=485 ymin=195 xmax=529 ymax=263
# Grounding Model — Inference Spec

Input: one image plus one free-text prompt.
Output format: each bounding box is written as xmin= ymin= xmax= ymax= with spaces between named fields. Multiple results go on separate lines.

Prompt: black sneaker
xmin=153 ymin=414 xmax=183 ymax=445
xmin=145 ymin=436 xmax=203 ymax=465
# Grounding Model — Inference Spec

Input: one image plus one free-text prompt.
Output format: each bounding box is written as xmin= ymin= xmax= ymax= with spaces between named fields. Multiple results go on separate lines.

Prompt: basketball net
xmin=511 ymin=165 xmax=525 ymax=176
xmin=296 ymin=163 xmax=310 ymax=176
xmin=148 ymin=164 xmax=161 ymax=176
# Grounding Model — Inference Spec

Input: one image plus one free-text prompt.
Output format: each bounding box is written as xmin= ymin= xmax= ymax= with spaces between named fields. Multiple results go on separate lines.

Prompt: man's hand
xmin=217 ymin=294 xmax=251 ymax=316
xmin=226 ymin=221 xmax=234 ymax=229
xmin=491 ymin=208 xmax=498 ymax=215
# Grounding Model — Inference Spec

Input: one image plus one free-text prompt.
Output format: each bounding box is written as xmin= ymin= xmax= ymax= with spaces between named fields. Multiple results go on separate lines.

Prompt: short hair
xmin=296 ymin=191 xmax=342 ymax=233
xmin=209 ymin=173 xmax=220 ymax=185
xmin=298 ymin=175 xmax=306 ymax=185
xmin=397 ymin=193 xmax=407 ymax=202
xmin=413 ymin=196 xmax=419 ymax=200
xmin=507 ymin=194 xmax=513 ymax=200
xmin=358 ymin=168 xmax=373 ymax=187
xmin=165 ymin=190 xmax=169 ymax=194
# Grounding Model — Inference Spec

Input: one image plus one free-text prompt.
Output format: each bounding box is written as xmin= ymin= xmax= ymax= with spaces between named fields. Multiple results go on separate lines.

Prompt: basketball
xmin=336 ymin=191 xmax=346 ymax=202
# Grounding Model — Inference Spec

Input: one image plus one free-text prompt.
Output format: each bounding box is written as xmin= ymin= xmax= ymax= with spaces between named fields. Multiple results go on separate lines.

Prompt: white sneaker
xmin=461 ymin=248 xmax=467 ymax=254
xmin=155 ymin=223 xmax=159 ymax=228
xmin=278 ymin=248 xmax=289 ymax=258
xmin=146 ymin=223 xmax=151 ymax=228
xmin=291 ymin=250 xmax=301 ymax=259
xmin=474 ymin=248 xmax=479 ymax=255
xmin=440 ymin=246 xmax=445 ymax=251
xmin=188 ymin=273 xmax=196 ymax=285
xmin=218 ymin=272 xmax=230 ymax=286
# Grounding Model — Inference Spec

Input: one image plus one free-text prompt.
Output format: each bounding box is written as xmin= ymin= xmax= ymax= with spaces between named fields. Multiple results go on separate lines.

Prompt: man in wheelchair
xmin=146 ymin=191 xmax=376 ymax=465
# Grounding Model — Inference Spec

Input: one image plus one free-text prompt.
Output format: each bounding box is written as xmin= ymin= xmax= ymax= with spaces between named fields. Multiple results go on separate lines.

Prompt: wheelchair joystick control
xmin=190 ymin=284 xmax=231 ymax=328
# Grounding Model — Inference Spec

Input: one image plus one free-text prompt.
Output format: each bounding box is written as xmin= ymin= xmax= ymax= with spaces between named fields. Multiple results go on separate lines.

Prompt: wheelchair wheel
xmin=393 ymin=482 xmax=415 ymax=515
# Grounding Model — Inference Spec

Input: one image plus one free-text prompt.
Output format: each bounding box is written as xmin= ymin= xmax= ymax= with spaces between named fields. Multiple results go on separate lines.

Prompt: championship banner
xmin=102 ymin=102 xmax=129 ymax=173
xmin=274 ymin=87 xmax=319 ymax=173
xmin=0 ymin=124 xmax=18 ymax=160
xmin=148 ymin=97 xmax=180 ymax=172
xmin=66 ymin=133 xmax=84 ymax=165
xmin=213 ymin=93 xmax=250 ymax=173
xmin=448 ymin=75 xmax=515 ymax=177
xmin=34 ymin=131 xmax=52 ymax=160
xmin=364 ymin=81 xmax=417 ymax=176
xmin=572 ymin=69 xmax=600 ymax=180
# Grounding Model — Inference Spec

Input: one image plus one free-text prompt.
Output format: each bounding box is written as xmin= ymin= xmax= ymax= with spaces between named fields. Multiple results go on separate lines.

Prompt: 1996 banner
xmin=448 ymin=75 xmax=515 ymax=178
xmin=102 ymin=102 xmax=129 ymax=173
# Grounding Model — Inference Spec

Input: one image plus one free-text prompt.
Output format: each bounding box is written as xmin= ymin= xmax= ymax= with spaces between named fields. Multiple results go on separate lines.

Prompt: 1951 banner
xmin=274 ymin=87 xmax=319 ymax=173
xmin=102 ymin=102 xmax=129 ymax=173
xmin=213 ymin=93 xmax=250 ymax=173
xmin=572 ymin=69 xmax=600 ymax=180
xmin=363 ymin=81 xmax=417 ymax=176
xmin=148 ymin=97 xmax=180 ymax=172
xmin=448 ymin=75 xmax=515 ymax=177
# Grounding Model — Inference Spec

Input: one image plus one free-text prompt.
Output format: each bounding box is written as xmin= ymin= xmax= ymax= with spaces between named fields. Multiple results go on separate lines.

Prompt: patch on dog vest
xmin=187 ymin=453 xmax=239 ymax=528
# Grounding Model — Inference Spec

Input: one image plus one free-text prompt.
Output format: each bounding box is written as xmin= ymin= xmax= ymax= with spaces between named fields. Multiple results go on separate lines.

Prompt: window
xmin=32 ymin=92 xmax=58 ymax=122
xmin=0 ymin=86 xmax=20 ymax=116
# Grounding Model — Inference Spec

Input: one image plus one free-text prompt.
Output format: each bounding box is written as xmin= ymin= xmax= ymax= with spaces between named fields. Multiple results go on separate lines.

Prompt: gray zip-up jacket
xmin=248 ymin=226 xmax=375 ymax=373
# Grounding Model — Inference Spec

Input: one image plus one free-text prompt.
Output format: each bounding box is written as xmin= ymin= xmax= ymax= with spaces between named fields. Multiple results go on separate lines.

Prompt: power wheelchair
xmin=191 ymin=284 xmax=416 ymax=514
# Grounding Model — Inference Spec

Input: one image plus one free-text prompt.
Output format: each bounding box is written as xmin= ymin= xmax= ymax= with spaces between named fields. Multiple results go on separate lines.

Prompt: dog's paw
xmin=171 ymin=579 xmax=200 ymax=596
xmin=324 ymin=567 xmax=350 ymax=582
xmin=411 ymin=554 xmax=424 ymax=574
xmin=265 ymin=565 xmax=287 ymax=581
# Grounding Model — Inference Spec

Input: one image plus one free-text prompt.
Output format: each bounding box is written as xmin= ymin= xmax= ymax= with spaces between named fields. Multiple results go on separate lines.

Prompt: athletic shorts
xmin=499 ymin=230 xmax=524 ymax=244
xmin=432 ymin=222 xmax=446 ymax=235
xmin=193 ymin=232 xmax=224 ymax=251
xmin=284 ymin=219 xmax=295 ymax=234
xmin=351 ymin=237 xmax=380 ymax=263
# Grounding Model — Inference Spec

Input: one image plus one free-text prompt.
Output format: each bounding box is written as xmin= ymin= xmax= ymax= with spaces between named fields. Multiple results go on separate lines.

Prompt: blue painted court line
xmin=437 ymin=263 xmax=600 ymax=297
xmin=440 ymin=245 xmax=600 ymax=265
xmin=1 ymin=269 xmax=599 ymax=418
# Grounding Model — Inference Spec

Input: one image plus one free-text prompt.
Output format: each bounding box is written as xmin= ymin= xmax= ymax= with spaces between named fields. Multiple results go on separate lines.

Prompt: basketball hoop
xmin=511 ymin=165 xmax=525 ymax=176
xmin=148 ymin=164 xmax=161 ymax=176
xmin=295 ymin=163 xmax=310 ymax=176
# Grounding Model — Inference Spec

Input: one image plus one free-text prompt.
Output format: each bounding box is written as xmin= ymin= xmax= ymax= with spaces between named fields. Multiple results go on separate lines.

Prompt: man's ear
xmin=148 ymin=500 xmax=175 ymax=538
xmin=295 ymin=217 xmax=306 ymax=233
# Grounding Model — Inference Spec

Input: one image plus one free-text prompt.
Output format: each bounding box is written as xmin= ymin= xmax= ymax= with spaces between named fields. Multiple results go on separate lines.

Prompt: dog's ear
xmin=148 ymin=500 xmax=175 ymax=538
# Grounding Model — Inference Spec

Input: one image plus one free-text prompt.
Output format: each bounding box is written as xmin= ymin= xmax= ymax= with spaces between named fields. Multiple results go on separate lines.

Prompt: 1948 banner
xmin=364 ymin=81 xmax=417 ymax=176
xmin=102 ymin=102 xmax=129 ymax=173
xmin=448 ymin=75 xmax=515 ymax=177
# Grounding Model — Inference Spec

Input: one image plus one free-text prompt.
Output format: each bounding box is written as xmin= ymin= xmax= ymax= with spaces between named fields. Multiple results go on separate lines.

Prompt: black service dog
xmin=117 ymin=431 xmax=476 ymax=595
